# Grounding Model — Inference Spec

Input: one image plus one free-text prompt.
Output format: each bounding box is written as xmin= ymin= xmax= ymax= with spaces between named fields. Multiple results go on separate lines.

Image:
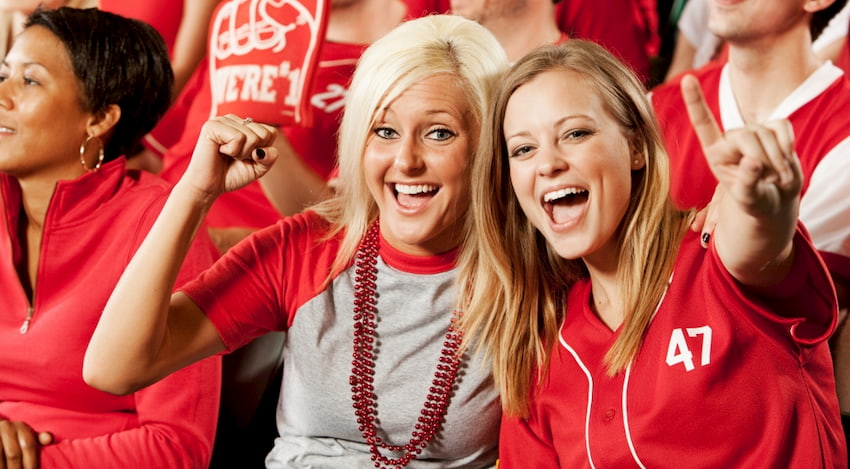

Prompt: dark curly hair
xmin=25 ymin=7 xmax=174 ymax=161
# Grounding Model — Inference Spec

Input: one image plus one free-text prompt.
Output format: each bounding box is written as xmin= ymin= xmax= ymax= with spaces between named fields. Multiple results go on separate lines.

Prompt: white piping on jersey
xmin=621 ymin=365 xmax=647 ymax=469
xmin=559 ymin=273 xmax=673 ymax=468
xmin=557 ymin=335 xmax=597 ymax=469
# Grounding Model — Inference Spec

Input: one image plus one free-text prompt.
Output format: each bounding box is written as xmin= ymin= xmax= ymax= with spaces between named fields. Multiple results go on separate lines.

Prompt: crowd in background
xmin=0 ymin=0 xmax=848 ymax=467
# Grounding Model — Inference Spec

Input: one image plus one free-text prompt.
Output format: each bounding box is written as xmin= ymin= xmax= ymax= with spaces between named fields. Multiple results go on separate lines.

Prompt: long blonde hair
xmin=312 ymin=14 xmax=508 ymax=274
xmin=459 ymin=40 xmax=691 ymax=417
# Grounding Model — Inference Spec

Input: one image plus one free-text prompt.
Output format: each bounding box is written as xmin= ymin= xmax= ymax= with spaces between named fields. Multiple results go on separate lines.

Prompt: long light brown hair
xmin=459 ymin=40 xmax=692 ymax=417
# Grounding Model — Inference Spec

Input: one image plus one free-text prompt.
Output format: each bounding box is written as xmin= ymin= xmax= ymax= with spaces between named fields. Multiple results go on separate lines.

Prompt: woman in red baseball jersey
xmin=460 ymin=40 xmax=845 ymax=468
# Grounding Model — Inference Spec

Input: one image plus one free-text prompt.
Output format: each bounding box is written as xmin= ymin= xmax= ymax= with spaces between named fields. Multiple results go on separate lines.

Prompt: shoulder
xmin=239 ymin=211 xmax=342 ymax=275
xmin=117 ymin=169 xmax=174 ymax=206
xmin=650 ymin=61 xmax=724 ymax=104
xmin=276 ymin=210 xmax=337 ymax=246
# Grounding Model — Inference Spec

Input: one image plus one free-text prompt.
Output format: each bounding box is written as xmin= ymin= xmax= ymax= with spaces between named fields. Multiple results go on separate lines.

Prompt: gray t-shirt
xmin=185 ymin=213 xmax=500 ymax=468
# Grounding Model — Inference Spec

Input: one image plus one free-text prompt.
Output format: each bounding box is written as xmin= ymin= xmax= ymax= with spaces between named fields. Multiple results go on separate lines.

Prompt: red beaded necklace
xmin=350 ymin=220 xmax=463 ymax=468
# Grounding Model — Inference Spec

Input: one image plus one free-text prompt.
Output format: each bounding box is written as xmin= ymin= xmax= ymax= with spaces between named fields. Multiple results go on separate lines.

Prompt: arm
xmin=170 ymin=0 xmax=220 ymax=97
xmin=681 ymin=75 xmax=802 ymax=286
xmin=257 ymin=132 xmax=327 ymax=217
xmin=83 ymin=115 xmax=279 ymax=395
xmin=41 ymin=358 xmax=220 ymax=469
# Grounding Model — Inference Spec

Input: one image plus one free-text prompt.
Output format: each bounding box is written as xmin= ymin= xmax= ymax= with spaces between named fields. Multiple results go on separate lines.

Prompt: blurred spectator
xmin=556 ymin=0 xmax=659 ymax=84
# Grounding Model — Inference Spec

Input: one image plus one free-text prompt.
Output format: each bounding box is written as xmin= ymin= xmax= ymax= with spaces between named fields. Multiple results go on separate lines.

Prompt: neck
xmin=326 ymin=0 xmax=408 ymax=44
xmin=484 ymin=9 xmax=562 ymax=62
xmin=588 ymin=270 xmax=622 ymax=331
xmin=16 ymin=177 xmax=59 ymax=231
xmin=726 ymin=30 xmax=823 ymax=124
xmin=583 ymin=247 xmax=623 ymax=331
xmin=14 ymin=177 xmax=59 ymax=297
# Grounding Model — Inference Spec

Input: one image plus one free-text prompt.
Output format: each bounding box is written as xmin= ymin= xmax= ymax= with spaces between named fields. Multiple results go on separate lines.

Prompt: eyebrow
xmin=505 ymin=113 xmax=596 ymax=141
xmin=1 ymin=59 xmax=47 ymax=70
xmin=379 ymin=107 xmax=465 ymax=124
xmin=382 ymin=106 xmax=461 ymax=115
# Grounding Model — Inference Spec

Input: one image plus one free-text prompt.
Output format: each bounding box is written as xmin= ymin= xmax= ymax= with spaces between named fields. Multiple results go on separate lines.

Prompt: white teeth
xmin=395 ymin=183 xmax=438 ymax=195
xmin=543 ymin=187 xmax=586 ymax=203
xmin=0 ymin=128 xmax=14 ymax=134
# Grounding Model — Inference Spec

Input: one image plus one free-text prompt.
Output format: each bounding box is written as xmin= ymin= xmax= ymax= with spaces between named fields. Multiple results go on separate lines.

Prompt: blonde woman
xmin=83 ymin=15 xmax=508 ymax=468
xmin=460 ymin=40 xmax=844 ymax=468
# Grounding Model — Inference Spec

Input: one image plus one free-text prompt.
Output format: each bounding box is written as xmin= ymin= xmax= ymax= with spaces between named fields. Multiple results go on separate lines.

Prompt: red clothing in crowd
xmin=556 ymin=0 xmax=658 ymax=83
xmin=0 ymin=160 xmax=221 ymax=468
xmin=651 ymin=61 xmax=850 ymax=287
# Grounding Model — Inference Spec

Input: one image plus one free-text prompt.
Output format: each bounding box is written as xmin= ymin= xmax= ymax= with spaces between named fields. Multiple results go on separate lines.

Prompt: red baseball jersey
xmin=499 ymin=228 xmax=845 ymax=468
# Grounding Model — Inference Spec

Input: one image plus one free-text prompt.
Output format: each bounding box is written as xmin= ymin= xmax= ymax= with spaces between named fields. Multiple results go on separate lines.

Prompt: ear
xmin=629 ymin=134 xmax=646 ymax=170
xmin=85 ymin=104 xmax=121 ymax=139
xmin=803 ymin=0 xmax=836 ymax=13
xmin=631 ymin=154 xmax=646 ymax=170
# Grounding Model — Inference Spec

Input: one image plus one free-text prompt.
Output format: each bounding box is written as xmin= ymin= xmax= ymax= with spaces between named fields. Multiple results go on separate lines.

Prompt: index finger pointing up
xmin=681 ymin=74 xmax=722 ymax=151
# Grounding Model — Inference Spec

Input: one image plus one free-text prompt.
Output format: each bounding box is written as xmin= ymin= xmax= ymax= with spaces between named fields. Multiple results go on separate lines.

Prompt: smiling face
xmin=504 ymin=69 xmax=641 ymax=266
xmin=0 ymin=25 xmax=91 ymax=180
xmin=363 ymin=73 xmax=476 ymax=256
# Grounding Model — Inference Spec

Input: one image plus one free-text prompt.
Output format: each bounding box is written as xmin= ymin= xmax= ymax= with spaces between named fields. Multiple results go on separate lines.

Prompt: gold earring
xmin=80 ymin=135 xmax=105 ymax=172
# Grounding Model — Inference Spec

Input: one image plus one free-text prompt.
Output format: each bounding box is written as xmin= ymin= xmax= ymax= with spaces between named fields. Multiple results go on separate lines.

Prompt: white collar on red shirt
xmin=718 ymin=61 xmax=845 ymax=130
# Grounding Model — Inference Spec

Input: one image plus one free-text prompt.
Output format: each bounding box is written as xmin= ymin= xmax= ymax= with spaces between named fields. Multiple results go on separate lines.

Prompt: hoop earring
xmin=79 ymin=135 xmax=105 ymax=173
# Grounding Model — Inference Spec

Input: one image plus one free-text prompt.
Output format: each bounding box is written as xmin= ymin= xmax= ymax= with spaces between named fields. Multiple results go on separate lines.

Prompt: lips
xmin=393 ymin=183 xmax=439 ymax=210
xmin=542 ymin=186 xmax=588 ymax=225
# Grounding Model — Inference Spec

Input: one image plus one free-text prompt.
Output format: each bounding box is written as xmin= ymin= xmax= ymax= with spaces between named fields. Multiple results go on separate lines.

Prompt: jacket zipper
xmin=20 ymin=305 xmax=33 ymax=334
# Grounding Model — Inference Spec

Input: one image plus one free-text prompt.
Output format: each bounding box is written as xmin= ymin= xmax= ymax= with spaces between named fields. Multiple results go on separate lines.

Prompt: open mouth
xmin=543 ymin=187 xmax=588 ymax=224
xmin=393 ymin=183 xmax=440 ymax=210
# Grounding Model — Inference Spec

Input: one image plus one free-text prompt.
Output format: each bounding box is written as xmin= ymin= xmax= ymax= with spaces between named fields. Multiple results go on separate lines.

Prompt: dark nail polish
xmin=255 ymin=148 xmax=266 ymax=160
xmin=701 ymin=232 xmax=711 ymax=245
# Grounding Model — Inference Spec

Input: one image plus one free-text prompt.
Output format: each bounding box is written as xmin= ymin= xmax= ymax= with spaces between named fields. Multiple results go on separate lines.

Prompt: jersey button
xmin=603 ymin=409 xmax=616 ymax=422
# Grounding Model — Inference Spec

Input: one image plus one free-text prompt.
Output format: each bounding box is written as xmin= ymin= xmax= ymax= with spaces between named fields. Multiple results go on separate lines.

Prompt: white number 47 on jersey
xmin=665 ymin=326 xmax=713 ymax=371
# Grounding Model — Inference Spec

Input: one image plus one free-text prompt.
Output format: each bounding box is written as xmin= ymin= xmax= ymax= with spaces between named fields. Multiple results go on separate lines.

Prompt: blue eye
xmin=374 ymin=127 xmax=398 ymax=139
xmin=428 ymin=128 xmax=455 ymax=141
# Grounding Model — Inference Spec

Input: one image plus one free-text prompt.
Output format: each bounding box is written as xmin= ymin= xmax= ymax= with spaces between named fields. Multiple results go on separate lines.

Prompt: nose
xmin=536 ymin=144 xmax=568 ymax=177
xmin=393 ymin=135 xmax=425 ymax=174
xmin=0 ymin=80 xmax=12 ymax=110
